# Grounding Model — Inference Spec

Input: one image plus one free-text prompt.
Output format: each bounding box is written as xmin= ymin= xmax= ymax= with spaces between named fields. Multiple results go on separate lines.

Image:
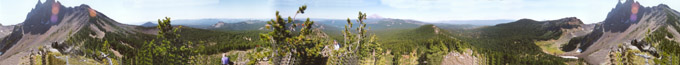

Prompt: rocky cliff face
xmin=0 ymin=0 xmax=138 ymax=63
xmin=567 ymin=0 xmax=680 ymax=64
xmin=601 ymin=0 xmax=649 ymax=33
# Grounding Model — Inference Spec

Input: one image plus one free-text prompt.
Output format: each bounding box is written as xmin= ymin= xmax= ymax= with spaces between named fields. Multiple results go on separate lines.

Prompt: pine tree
xmin=330 ymin=11 xmax=386 ymax=64
xmin=134 ymin=17 xmax=191 ymax=65
xmin=135 ymin=40 xmax=154 ymax=65
xmin=260 ymin=5 xmax=327 ymax=64
xmin=102 ymin=40 xmax=108 ymax=52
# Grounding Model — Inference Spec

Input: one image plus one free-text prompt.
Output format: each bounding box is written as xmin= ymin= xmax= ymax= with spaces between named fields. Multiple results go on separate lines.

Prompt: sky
xmin=0 ymin=0 xmax=679 ymax=25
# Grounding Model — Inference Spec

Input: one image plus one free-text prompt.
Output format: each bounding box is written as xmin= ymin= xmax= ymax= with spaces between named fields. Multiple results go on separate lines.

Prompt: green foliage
xmin=46 ymin=52 xmax=67 ymax=65
xmin=610 ymin=44 xmax=647 ymax=65
xmin=260 ymin=5 xmax=327 ymax=64
xmin=333 ymin=11 xmax=387 ymax=64
xmin=425 ymin=40 xmax=449 ymax=65
xmin=156 ymin=17 xmax=180 ymax=42
xmin=478 ymin=19 xmax=563 ymax=43
xmin=646 ymin=11 xmax=680 ymax=64
xmin=561 ymin=36 xmax=583 ymax=51
xmin=398 ymin=50 xmax=419 ymax=65
xmin=102 ymin=40 xmax=109 ymax=52
xmin=246 ymin=47 xmax=272 ymax=65
xmin=132 ymin=17 xmax=193 ymax=65
xmin=375 ymin=50 xmax=394 ymax=65
xmin=368 ymin=24 xmax=471 ymax=65
xmin=179 ymin=27 xmax=266 ymax=54
xmin=64 ymin=10 xmax=270 ymax=65
xmin=666 ymin=8 xmax=680 ymax=33
xmin=135 ymin=40 xmax=154 ymax=65
xmin=448 ymin=19 xmax=572 ymax=65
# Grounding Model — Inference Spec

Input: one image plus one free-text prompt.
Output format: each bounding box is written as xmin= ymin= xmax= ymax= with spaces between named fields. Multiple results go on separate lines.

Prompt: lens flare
xmin=51 ymin=2 xmax=61 ymax=23
xmin=89 ymin=8 xmax=97 ymax=17
xmin=630 ymin=2 xmax=639 ymax=21
xmin=51 ymin=2 xmax=60 ymax=15
xmin=51 ymin=15 xmax=58 ymax=22
xmin=630 ymin=14 xmax=637 ymax=21
xmin=631 ymin=2 xmax=639 ymax=14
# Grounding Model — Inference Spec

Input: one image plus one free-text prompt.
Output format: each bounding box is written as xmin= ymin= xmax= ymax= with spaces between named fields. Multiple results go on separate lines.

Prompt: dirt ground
xmin=441 ymin=49 xmax=479 ymax=65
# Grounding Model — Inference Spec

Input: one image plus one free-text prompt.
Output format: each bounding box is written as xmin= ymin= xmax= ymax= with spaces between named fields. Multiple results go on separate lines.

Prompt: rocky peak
xmin=599 ymin=0 xmax=649 ymax=32
xmin=657 ymin=4 xmax=670 ymax=8
xmin=35 ymin=0 xmax=42 ymax=8
xmin=541 ymin=17 xmax=584 ymax=30
xmin=0 ymin=0 xmax=134 ymax=59
xmin=556 ymin=17 xmax=584 ymax=25
xmin=213 ymin=21 xmax=225 ymax=28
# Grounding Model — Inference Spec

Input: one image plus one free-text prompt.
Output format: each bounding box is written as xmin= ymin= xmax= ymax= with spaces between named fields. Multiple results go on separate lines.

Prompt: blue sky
xmin=1 ymin=0 xmax=679 ymax=25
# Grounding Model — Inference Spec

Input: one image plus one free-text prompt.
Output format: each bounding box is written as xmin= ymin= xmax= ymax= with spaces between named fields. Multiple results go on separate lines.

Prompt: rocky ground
xmin=441 ymin=49 xmax=480 ymax=65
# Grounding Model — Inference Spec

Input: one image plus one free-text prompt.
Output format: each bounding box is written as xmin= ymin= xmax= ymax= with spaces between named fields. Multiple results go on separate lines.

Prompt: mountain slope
xmin=438 ymin=19 xmax=515 ymax=26
xmin=0 ymin=1 xmax=267 ymax=64
xmin=207 ymin=20 xmax=267 ymax=30
xmin=374 ymin=24 xmax=455 ymax=54
xmin=0 ymin=0 xmax=145 ymax=64
xmin=435 ymin=17 xmax=587 ymax=64
xmin=564 ymin=0 xmax=680 ymax=64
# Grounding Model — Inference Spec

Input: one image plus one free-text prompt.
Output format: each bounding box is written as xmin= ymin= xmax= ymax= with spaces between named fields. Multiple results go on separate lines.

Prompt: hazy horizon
xmin=1 ymin=0 xmax=679 ymax=25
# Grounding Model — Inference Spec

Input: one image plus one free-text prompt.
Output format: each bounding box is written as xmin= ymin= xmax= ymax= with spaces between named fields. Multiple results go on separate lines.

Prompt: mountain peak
xmin=542 ymin=17 xmax=584 ymax=30
xmin=141 ymin=22 xmax=157 ymax=27
xmin=367 ymin=14 xmax=384 ymax=19
xmin=598 ymin=0 xmax=676 ymax=33
xmin=516 ymin=18 xmax=538 ymax=23
xmin=35 ymin=0 xmax=42 ymax=8
xmin=657 ymin=4 xmax=670 ymax=9
xmin=0 ymin=0 xmax=128 ymax=57
xmin=570 ymin=1 xmax=680 ymax=64
xmin=46 ymin=0 xmax=55 ymax=3
xmin=556 ymin=17 xmax=584 ymax=25
xmin=620 ymin=0 xmax=637 ymax=5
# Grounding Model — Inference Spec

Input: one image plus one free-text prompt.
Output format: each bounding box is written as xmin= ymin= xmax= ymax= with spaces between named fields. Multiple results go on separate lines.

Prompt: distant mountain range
xmin=136 ymin=18 xmax=263 ymax=27
xmin=437 ymin=19 xmax=515 ymax=26
xmin=142 ymin=18 xmax=511 ymax=28
xmin=152 ymin=18 xmax=459 ymax=32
